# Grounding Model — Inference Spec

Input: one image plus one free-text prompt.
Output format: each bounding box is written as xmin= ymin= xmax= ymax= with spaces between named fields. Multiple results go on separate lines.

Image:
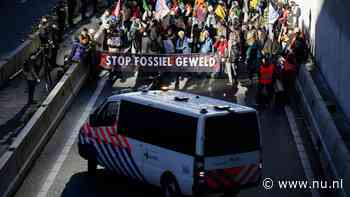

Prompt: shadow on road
xmin=60 ymin=171 xmax=160 ymax=197
xmin=0 ymin=104 xmax=34 ymax=139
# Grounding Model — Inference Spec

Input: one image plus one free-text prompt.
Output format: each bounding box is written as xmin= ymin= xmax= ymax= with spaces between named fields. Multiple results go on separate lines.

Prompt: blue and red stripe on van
xmin=79 ymin=123 xmax=147 ymax=183
xmin=203 ymin=165 xmax=261 ymax=191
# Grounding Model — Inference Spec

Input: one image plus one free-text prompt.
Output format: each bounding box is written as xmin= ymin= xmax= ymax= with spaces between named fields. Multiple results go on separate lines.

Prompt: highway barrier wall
xmin=0 ymin=32 xmax=41 ymax=87
xmin=0 ymin=61 xmax=88 ymax=197
xmin=296 ymin=63 xmax=350 ymax=197
xmin=295 ymin=0 xmax=350 ymax=122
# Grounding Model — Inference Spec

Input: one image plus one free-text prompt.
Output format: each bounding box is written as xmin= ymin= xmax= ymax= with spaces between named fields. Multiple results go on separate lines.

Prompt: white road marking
xmin=37 ymin=76 xmax=107 ymax=197
xmin=284 ymin=106 xmax=320 ymax=197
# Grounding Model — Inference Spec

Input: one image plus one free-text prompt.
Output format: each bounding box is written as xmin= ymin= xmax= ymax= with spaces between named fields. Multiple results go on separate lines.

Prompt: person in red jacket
xmin=214 ymin=35 xmax=228 ymax=77
xmin=257 ymin=57 xmax=275 ymax=108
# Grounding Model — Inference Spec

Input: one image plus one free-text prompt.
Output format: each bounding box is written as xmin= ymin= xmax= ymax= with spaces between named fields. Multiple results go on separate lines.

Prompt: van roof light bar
xmin=174 ymin=96 xmax=189 ymax=102
xmin=214 ymin=105 xmax=237 ymax=113
xmin=214 ymin=105 xmax=231 ymax=110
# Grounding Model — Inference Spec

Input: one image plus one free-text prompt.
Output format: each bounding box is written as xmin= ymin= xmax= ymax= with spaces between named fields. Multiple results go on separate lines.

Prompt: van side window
xmin=118 ymin=100 xmax=197 ymax=155
xmin=96 ymin=101 xmax=119 ymax=126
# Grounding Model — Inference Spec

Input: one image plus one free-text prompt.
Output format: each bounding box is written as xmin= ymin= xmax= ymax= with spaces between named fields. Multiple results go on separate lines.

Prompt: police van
xmin=78 ymin=90 xmax=262 ymax=196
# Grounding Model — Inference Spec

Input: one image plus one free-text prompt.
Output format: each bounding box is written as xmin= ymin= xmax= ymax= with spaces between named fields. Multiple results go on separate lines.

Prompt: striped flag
xmin=112 ymin=0 xmax=121 ymax=17
xmin=155 ymin=0 xmax=170 ymax=19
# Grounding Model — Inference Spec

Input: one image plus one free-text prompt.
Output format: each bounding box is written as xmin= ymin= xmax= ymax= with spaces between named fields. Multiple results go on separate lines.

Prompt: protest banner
xmin=99 ymin=52 xmax=221 ymax=72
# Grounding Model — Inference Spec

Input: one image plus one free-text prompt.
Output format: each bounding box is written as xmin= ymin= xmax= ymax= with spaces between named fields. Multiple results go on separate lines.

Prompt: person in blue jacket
xmin=199 ymin=30 xmax=214 ymax=54
xmin=69 ymin=40 xmax=87 ymax=62
xmin=176 ymin=30 xmax=191 ymax=54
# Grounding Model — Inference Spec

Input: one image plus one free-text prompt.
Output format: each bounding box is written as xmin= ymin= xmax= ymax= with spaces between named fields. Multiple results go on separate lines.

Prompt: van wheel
xmin=161 ymin=175 xmax=181 ymax=197
xmin=87 ymin=159 xmax=97 ymax=175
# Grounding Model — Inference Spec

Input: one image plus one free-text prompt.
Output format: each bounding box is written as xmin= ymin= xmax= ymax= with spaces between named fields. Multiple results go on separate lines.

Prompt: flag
xmin=215 ymin=4 xmax=226 ymax=20
xmin=143 ymin=0 xmax=150 ymax=11
xmin=155 ymin=0 xmax=170 ymax=19
xmin=112 ymin=0 xmax=121 ymax=17
xmin=268 ymin=2 xmax=279 ymax=25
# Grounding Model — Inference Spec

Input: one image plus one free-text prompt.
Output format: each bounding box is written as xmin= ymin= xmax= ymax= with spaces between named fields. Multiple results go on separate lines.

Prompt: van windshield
xmin=204 ymin=112 xmax=260 ymax=156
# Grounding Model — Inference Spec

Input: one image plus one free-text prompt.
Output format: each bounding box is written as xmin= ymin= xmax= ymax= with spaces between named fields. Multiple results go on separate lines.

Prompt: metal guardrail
xmin=296 ymin=63 xmax=350 ymax=197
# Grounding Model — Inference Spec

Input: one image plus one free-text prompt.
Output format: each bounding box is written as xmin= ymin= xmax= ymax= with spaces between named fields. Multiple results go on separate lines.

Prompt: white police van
xmin=78 ymin=90 xmax=262 ymax=196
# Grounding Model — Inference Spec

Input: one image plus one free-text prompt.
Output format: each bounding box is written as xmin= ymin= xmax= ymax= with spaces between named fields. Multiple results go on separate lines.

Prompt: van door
xmin=89 ymin=101 xmax=139 ymax=179
xmin=116 ymin=100 xmax=150 ymax=183
xmin=117 ymin=100 xmax=196 ymax=195
xmin=203 ymin=112 xmax=262 ymax=191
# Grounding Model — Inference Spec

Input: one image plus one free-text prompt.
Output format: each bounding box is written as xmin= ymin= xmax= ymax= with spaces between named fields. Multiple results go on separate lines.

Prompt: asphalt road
xmin=0 ymin=0 xmax=59 ymax=58
xmin=13 ymin=72 xmax=315 ymax=197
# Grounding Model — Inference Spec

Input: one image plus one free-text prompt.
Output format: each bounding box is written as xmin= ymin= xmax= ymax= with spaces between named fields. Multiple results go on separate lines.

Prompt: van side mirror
xmin=89 ymin=113 xmax=98 ymax=127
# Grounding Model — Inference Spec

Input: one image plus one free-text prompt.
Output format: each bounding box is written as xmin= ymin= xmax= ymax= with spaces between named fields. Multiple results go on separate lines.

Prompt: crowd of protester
xmin=57 ymin=0 xmax=309 ymax=109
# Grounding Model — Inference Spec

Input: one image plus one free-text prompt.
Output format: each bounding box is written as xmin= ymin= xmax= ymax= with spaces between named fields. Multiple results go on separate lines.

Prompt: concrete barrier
xmin=0 ymin=61 xmax=89 ymax=197
xmin=296 ymin=64 xmax=350 ymax=197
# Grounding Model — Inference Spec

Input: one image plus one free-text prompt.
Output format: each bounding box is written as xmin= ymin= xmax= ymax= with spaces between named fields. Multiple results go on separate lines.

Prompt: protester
xmin=290 ymin=1 xmax=301 ymax=28
xmin=214 ymin=35 xmax=228 ymax=76
xmin=245 ymin=31 xmax=261 ymax=84
xmin=257 ymin=57 xmax=275 ymax=108
xmin=64 ymin=0 xmax=309 ymax=110
xmin=68 ymin=29 xmax=89 ymax=62
xmin=199 ymin=30 xmax=214 ymax=53
xmin=176 ymin=30 xmax=191 ymax=53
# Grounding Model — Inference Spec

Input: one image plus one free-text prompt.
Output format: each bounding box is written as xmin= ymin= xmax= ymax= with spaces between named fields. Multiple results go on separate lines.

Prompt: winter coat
xmin=176 ymin=37 xmax=191 ymax=53
xmin=163 ymin=39 xmax=175 ymax=53
xmin=70 ymin=42 xmax=87 ymax=62
xmin=214 ymin=39 xmax=228 ymax=57
xmin=200 ymin=37 xmax=214 ymax=53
